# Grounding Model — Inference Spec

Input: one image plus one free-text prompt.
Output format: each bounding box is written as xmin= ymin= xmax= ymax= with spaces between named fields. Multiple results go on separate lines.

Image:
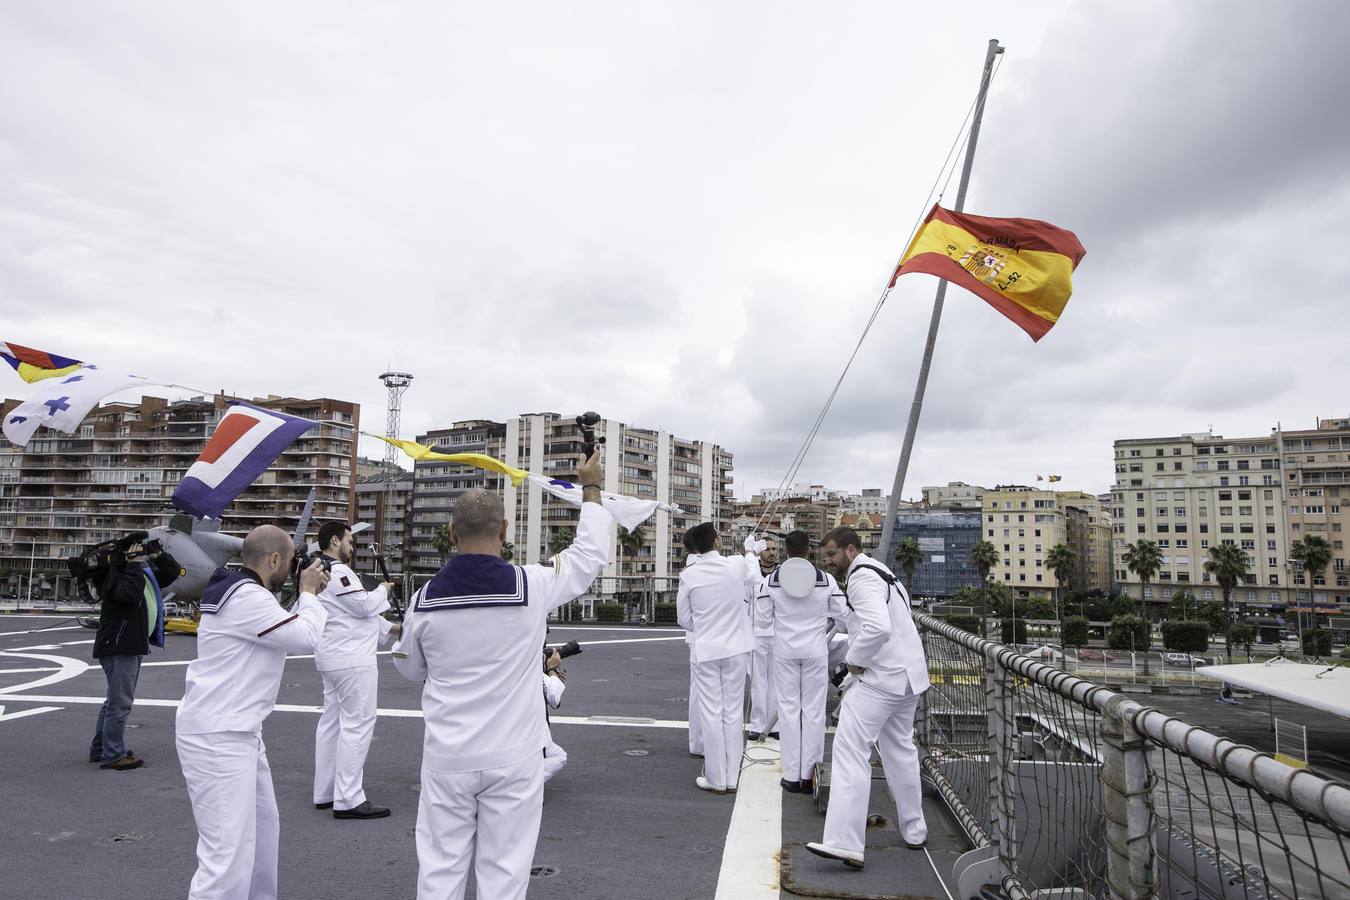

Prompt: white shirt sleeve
xmin=844 ymin=572 xmax=893 ymax=669
xmin=542 ymin=672 xmax=566 ymax=708
xmin=327 ymin=563 xmax=391 ymax=618
xmin=533 ymin=502 xmax=614 ymax=611
xmin=826 ymin=574 xmax=849 ymax=622
xmin=391 ymin=605 xmax=427 ymax=682
xmin=232 ymin=589 xmax=327 ymax=655
xmin=676 ymin=575 xmax=693 ymax=631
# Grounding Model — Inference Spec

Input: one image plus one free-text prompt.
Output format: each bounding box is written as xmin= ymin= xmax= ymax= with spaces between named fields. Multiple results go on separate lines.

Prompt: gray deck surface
xmin=0 ymin=613 xmax=959 ymax=899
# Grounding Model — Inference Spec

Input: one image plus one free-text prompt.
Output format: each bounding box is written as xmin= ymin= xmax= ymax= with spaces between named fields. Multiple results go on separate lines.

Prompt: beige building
xmin=1110 ymin=431 xmax=1290 ymax=612
xmin=1277 ymin=418 xmax=1349 ymax=614
xmin=922 ymin=482 xmax=987 ymax=510
xmin=983 ymin=485 xmax=1110 ymax=600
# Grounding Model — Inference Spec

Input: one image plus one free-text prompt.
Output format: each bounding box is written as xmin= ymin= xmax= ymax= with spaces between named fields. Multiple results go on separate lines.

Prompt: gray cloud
xmin=2 ymin=1 xmax=1346 ymax=505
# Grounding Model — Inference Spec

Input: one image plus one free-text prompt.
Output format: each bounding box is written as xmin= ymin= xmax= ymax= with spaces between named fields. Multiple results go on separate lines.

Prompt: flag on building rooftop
xmin=890 ymin=204 xmax=1086 ymax=342
xmin=1 ymin=341 xmax=83 ymax=383
xmin=2 ymin=364 xmax=159 ymax=447
xmin=372 ymin=434 xmax=678 ymax=530
xmin=1047 ymin=474 xmax=1062 ymax=483
xmin=172 ymin=402 xmax=318 ymax=520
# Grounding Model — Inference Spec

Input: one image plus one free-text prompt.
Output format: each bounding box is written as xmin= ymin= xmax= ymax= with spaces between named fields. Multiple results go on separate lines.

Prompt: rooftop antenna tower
xmin=379 ymin=370 xmax=414 ymax=467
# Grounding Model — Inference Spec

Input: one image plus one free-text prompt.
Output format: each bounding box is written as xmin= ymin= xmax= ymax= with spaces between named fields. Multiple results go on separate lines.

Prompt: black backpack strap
xmin=842 ymin=564 xmax=897 ymax=611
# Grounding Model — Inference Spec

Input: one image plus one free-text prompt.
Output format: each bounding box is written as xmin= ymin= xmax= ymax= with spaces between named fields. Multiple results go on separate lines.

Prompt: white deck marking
xmin=547 ymin=626 xmax=686 ymax=633
xmin=0 ymin=704 xmax=63 ymax=722
xmin=714 ymin=739 xmax=783 ymax=899
xmin=0 ymin=652 xmax=95 ymax=695
xmin=0 ymin=625 xmax=86 ymax=636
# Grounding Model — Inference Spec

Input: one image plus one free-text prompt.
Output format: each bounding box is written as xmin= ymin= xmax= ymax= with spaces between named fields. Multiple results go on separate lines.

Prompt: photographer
xmin=175 ymin=525 xmax=329 ymax=900
xmin=311 ymin=520 xmax=399 ymax=820
xmin=89 ymin=539 xmax=179 ymax=771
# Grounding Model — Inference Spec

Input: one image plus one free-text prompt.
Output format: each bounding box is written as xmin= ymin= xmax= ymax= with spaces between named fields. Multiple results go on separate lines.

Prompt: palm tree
xmin=1204 ymin=543 xmax=1250 ymax=663
xmin=617 ymin=525 xmax=646 ymax=604
xmin=1290 ymin=534 xmax=1333 ymax=629
xmin=970 ymin=540 xmax=999 ymax=585
xmin=501 ymin=541 xmax=515 ymax=562
xmin=431 ymin=523 xmax=454 ymax=559
xmin=1045 ymin=543 xmax=1076 ymax=623
xmin=893 ymin=537 xmax=923 ymax=588
xmin=1123 ymin=539 xmax=1162 ymax=671
xmin=1122 ymin=539 xmax=1162 ymax=620
xmin=547 ymin=527 xmax=575 ymax=558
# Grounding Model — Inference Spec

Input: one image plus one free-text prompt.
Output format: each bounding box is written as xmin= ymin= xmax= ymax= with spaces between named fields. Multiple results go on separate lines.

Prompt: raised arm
xmin=537 ymin=451 xmax=613 ymax=610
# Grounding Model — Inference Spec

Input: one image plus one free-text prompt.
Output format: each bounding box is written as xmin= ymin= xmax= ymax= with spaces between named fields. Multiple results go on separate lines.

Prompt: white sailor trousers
xmin=822 ymin=680 xmax=927 ymax=852
xmin=774 ymin=654 xmax=827 ymax=782
xmin=687 ymin=651 xmax=703 ymax=754
xmin=313 ymin=663 xmax=378 ymax=809
xmin=415 ymin=752 xmax=545 ymax=900
xmin=749 ymin=634 xmax=776 ymax=734
xmin=177 ymin=730 xmax=279 ymax=900
xmin=692 ymin=652 xmax=749 ymax=790
xmin=542 ymin=733 xmax=568 ymax=782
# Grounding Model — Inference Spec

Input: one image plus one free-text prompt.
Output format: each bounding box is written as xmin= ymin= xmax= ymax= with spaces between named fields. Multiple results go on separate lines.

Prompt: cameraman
xmin=90 ymin=540 xmax=179 ymax=770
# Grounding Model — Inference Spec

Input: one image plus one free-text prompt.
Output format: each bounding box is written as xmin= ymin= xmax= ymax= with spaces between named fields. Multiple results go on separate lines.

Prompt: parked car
xmin=1164 ymin=652 xmax=1207 ymax=667
xmin=1078 ymin=648 xmax=1115 ymax=662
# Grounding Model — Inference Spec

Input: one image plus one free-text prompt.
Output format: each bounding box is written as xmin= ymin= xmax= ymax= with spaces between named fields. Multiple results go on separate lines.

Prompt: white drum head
xmin=778 ymin=557 xmax=817 ymax=598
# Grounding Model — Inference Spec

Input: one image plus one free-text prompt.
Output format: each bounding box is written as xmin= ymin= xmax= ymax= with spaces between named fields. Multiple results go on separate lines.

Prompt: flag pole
xmin=878 ymin=38 xmax=1004 ymax=566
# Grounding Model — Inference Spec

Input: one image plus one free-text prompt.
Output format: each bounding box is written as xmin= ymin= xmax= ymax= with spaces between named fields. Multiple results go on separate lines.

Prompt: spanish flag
xmin=890 ymin=205 xmax=1085 ymax=341
xmin=1 ymin=341 xmax=84 ymax=383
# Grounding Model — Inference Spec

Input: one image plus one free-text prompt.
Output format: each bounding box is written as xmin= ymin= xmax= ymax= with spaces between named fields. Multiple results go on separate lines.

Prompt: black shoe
xmin=780 ymin=779 xmax=802 ymax=793
xmin=333 ymin=800 xmax=390 ymax=819
xmin=100 ymin=753 xmax=144 ymax=771
xmin=314 ymin=801 xmax=333 ymax=810
xmin=747 ymin=732 xmax=762 ymax=742
xmin=768 ymin=731 xmax=780 ymax=740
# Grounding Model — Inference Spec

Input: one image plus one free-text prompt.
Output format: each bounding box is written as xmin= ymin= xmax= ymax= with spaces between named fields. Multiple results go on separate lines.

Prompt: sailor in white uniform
xmin=542 ymin=651 xmax=568 ymax=781
xmin=311 ymin=521 xmax=399 ymax=819
xmin=754 ymin=529 xmax=847 ymax=792
xmin=746 ymin=538 xmax=778 ymax=741
xmin=676 ymin=522 xmax=760 ymax=793
xmin=175 ymin=525 xmax=330 ymax=900
xmin=392 ymin=452 xmax=611 ymax=900
xmin=808 ymin=526 xmax=931 ymax=869
xmin=681 ymin=539 xmax=703 ymax=758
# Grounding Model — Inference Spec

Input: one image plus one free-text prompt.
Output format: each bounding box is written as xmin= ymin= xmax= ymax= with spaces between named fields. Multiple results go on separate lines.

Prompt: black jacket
xmin=93 ymin=551 xmax=179 ymax=659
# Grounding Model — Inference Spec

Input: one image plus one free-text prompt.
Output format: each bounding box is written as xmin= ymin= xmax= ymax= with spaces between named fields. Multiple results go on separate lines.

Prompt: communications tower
xmin=378 ymin=371 xmax=414 ymax=467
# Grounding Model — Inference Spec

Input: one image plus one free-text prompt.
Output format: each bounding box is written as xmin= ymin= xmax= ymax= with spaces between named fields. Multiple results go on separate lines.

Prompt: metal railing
xmin=914 ymin=612 xmax=1350 ymax=899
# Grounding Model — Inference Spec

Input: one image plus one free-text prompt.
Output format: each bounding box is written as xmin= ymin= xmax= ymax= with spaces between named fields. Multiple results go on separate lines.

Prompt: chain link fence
xmin=915 ymin=612 xmax=1350 ymax=899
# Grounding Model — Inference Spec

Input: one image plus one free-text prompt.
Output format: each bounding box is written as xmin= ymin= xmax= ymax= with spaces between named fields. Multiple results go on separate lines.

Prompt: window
xmin=1173 ymin=447 xmax=1182 ymax=455
xmin=1219 ymin=491 xmax=1232 ymax=501
xmin=1173 ymin=462 xmax=1183 ymax=471
xmin=1157 ymin=507 xmax=1168 ymax=517
xmin=987 ymin=529 xmax=994 ymax=537
xmin=1268 ymin=557 xmax=1277 ymax=567
xmin=1137 ymin=508 xmax=1146 ymax=517
xmin=1158 ymin=539 xmax=1170 ymax=548
xmin=1175 ymin=507 xmax=1186 ymax=517
xmin=1156 ymin=463 xmax=1165 ymax=471
xmin=1176 ymin=539 xmax=1189 ymax=548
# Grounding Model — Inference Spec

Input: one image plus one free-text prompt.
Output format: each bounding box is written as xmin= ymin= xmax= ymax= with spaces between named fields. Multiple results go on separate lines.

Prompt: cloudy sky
xmin=4 ymin=1 xmax=1347 ymax=502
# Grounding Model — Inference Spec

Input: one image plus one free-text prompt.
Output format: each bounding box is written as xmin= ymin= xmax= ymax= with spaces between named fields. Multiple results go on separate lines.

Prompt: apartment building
xmin=983 ymin=485 xmax=1111 ymax=600
xmin=352 ymin=470 xmax=414 ymax=578
xmin=0 ymin=393 xmax=359 ymax=594
xmin=405 ymin=413 xmax=735 ymax=592
xmin=1110 ymin=430 xmax=1292 ymax=611
xmin=922 ymin=482 xmax=987 ymax=510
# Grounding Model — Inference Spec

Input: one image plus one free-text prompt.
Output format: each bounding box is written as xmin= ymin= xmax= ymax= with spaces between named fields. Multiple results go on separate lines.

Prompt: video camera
xmin=575 ymin=411 xmax=605 ymax=458
xmin=67 ymin=531 xmax=160 ymax=604
xmin=543 ymin=639 xmax=582 ymax=669
xmin=290 ymin=547 xmax=333 ymax=582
